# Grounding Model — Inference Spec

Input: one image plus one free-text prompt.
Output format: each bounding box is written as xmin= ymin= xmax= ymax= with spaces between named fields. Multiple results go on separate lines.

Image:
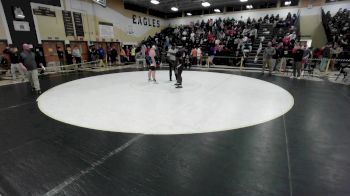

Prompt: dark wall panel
xmin=1 ymin=0 xmax=38 ymax=47
xmin=32 ymin=0 xmax=61 ymax=6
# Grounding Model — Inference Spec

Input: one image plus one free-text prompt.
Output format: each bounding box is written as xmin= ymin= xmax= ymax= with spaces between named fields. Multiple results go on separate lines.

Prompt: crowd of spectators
xmin=323 ymin=8 xmax=349 ymax=51
xmin=138 ymin=12 xmax=302 ymax=76
xmin=322 ymin=8 xmax=349 ymax=71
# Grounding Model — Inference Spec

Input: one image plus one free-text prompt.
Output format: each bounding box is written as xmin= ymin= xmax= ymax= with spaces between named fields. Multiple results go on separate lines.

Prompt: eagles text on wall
xmin=132 ymin=15 xmax=160 ymax=28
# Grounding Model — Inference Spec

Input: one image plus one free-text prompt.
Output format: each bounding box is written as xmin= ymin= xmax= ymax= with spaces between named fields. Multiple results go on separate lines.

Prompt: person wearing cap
xmin=262 ymin=42 xmax=276 ymax=75
xmin=20 ymin=44 xmax=42 ymax=94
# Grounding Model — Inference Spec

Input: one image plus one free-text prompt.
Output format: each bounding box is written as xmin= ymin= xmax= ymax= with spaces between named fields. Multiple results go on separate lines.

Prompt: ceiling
xmin=123 ymin=0 xmax=273 ymax=13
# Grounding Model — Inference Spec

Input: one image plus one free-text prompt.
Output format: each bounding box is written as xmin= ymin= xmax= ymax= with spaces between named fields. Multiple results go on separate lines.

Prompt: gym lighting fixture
xmin=240 ymin=0 xmax=248 ymax=2
xmin=171 ymin=7 xmax=179 ymax=11
xmin=246 ymin=4 xmax=253 ymax=9
xmin=214 ymin=9 xmax=221 ymax=13
xmin=202 ymin=2 xmax=211 ymax=7
xmin=150 ymin=0 xmax=160 ymax=5
xmin=284 ymin=1 xmax=292 ymax=5
xmin=187 ymin=12 xmax=192 ymax=16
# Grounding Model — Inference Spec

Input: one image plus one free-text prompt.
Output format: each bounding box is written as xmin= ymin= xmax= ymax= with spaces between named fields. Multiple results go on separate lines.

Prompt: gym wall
xmin=32 ymin=0 xmax=166 ymax=45
xmin=0 ymin=0 xmax=39 ymax=47
xmin=0 ymin=16 xmax=7 ymax=40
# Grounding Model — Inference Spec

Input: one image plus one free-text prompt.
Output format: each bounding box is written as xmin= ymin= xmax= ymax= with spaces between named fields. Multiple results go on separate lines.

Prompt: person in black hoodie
xmin=291 ymin=43 xmax=304 ymax=79
xmin=65 ymin=46 xmax=73 ymax=65
xmin=57 ymin=46 xmax=65 ymax=67
xmin=175 ymin=47 xmax=185 ymax=88
xmin=110 ymin=45 xmax=118 ymax=65
xmin=3 ymin=46 xmax=26 ymax=81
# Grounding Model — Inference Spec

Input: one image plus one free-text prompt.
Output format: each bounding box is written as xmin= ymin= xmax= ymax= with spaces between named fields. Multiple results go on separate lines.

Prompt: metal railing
xmin=2 ymin=55 xmax=349 ymax=80
xmin=39 ymin=59 xmax=123 ymax=74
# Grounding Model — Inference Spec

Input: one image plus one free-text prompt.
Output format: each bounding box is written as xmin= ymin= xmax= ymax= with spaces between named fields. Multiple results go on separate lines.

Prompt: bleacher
xmin=142 ymin=13 xmax=301 ymax=68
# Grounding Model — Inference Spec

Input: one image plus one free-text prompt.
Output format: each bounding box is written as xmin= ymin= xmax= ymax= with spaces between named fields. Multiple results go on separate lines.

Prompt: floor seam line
xmin=283 ymin=114 xmax=293 ymax=196
xmin=42 ymin=134 xmax=144 ymax=196
xmin=0 ymin=102 xmax=35 ymax=112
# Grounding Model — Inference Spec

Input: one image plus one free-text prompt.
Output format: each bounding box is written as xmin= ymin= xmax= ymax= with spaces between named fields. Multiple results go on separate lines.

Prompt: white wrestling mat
xmin=37 ymin=71 xmax=294 ymax=134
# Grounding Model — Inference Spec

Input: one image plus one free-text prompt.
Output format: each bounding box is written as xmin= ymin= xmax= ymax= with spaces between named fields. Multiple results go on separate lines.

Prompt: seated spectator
xmin=141 ymin=14 xmax=300 ymax=69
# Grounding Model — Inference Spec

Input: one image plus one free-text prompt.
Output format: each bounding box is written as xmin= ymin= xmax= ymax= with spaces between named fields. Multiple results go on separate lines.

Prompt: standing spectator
xmin=302 ymin=46 xmax=312 ymax=75
xmin=145 ymin=45 xmax=150 ymax=58
xmin=20 ymin=44 xmax=42 ymax=95
xmin=197 ymin=47 xmax=202 ymax=66
xmin=320 ymin=43 xmax=331 ymax=71
xmin=34 ymin=47 xmax=46 ymax=68
xmin=207 ymin=45 xmax=216 ymax=67
xmin=262 ymin=42 xmax=276 ymax=75
xmin=3 ymin=46 xmax=26 ymax=81
xmin=97 ymin=45 xmax=105 ymax=67
xmin=125 ymin=46 xmax=130 ymax=61
xmin=131 ymin=46 xmax=136 ymax=62
xmin=65 ymin=46 xmax=73 ymax=65
xmin=88 ymin=45 xmax=96 ymax=62
xmin=120 ymin=47 xmax=127 ymax=63
xmin=110 ymin=45 xmax=118 ymax=65
xmin=72 ymin=45 xmax=82 ymax=64
xmin=141 ymin=44 xmax=146 ymax=58
xmin=271 ymin=44 xmax=279 ymax=71
xmin=291 ymin=43 xmax=304 ymax=79
xmin=330 ymin=43 xmax=343 ymax=71
xmin=57 ymin=46 xmax=65 ymax=67
xmin=106 ymin=46 xmax=111 ymax=65
xmin=175 ymin=53 xmax=184 ymax=89
xmin=148 ymin=45 xmax=157 ymax=83
xmin=191 ymin=47 xmax=197 ymax=66
xmin=167 ymin=45 xmax=177 ymax=81
xmin=164 ymin=36 xmax=170 ymax=48
xmin=278 ymin=45 xmax=289 ymax=72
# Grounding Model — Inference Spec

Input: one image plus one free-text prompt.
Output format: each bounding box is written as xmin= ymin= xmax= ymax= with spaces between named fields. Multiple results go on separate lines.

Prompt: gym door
xmin=42 ymin=41 xmax=65 ymax=65
xmin=70 ymin=41 xmax=88 ymax=62
xmin=0 ymin=40 xmax=9 ymax=68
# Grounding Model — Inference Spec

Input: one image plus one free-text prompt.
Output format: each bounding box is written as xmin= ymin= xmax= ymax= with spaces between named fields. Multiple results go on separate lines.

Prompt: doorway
xmin=0 ymin=40 xmax=9 ymax=70
xmin=70 ymin=41 xmax=88 ymax=63
xmin=42 ymin=41 xmax=65 ymax=66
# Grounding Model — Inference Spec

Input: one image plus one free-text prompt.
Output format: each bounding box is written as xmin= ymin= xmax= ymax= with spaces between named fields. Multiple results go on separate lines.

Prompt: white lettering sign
xmin=99 ymin=24 xmax=114 ymax=38
xmin=13 ymin=21 xmax=30 ymax=31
